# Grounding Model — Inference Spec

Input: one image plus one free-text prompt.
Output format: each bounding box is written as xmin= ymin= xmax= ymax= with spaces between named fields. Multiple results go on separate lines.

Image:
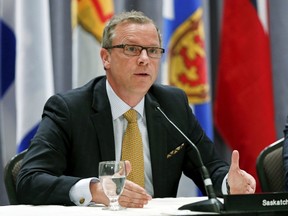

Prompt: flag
xmin=163 ymin=0 xmax=213 ymax=196
xmin=0 ymin=0 xmax=17 ymax=165
xmin=72 ymin=0 xmax=114 ymax=88
xmin=0 ymin=0 xmax=54 ymax=155
xmin=214 ymin=0 xmax=276 ymax=192
xmin=0 ymin=0 xmax=16 ymax=205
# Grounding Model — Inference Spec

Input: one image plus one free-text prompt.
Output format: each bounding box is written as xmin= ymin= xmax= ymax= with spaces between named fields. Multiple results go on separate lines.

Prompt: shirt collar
xmin=106 ymin=80 xmax=145 ymax=120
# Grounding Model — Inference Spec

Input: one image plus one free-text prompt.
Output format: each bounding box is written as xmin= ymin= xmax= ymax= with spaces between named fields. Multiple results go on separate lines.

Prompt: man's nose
xmin=137 ymin=49 xmax=150 ymax=64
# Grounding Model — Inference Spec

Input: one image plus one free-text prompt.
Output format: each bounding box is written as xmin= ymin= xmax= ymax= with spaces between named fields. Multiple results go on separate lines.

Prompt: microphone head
xmin=151 ymin=101 xmax=160 ymax=111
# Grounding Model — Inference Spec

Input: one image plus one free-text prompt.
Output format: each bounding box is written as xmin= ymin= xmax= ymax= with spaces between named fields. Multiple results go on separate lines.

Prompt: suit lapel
xmin=145 ymin=94 xmax=168 ymax=196
xmin=90 ymin=78 xmax=116 ymax=161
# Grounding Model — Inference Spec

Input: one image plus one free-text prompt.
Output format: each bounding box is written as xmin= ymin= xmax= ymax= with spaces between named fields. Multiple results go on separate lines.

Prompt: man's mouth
xmin=135 ymin=72 xmax=149 ymax=76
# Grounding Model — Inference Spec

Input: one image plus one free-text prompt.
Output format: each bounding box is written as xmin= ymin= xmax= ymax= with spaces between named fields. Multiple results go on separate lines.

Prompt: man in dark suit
xmin=16 ymin=11 xmax=256 ymax=207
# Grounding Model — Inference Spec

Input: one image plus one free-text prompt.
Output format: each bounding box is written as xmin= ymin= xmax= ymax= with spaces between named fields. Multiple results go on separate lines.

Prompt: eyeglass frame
xmin=104 ymin=44 xmax=165 ymax=59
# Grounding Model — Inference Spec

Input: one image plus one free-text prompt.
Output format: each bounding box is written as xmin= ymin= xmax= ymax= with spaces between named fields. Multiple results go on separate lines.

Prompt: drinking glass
xmin=98 ymin=161 xmax=126 ymax=211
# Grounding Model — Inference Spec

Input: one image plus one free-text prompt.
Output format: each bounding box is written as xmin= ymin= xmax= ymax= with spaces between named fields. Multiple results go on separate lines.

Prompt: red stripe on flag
xmin=214 ymin=0 xmax=276 ymax=192
xmin=91 ymin=0 xmax=113 ymax=22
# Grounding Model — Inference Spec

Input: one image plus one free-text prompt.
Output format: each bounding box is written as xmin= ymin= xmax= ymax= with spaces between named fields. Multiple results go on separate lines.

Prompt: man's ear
xmin=100 ymin=48 xmax=110 ymax=70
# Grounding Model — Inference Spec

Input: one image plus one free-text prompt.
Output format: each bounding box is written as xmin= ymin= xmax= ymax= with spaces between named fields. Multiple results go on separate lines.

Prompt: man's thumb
xmin=230 ymin=150 xmax=240 ymax=171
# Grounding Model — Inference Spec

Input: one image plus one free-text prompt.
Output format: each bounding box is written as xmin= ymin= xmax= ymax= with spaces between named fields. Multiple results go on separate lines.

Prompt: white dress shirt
xmin=107 ymin=80 xmax=154 ymax=196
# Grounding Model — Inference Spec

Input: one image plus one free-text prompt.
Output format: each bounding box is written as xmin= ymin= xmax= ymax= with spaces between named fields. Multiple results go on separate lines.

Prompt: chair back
xmin=256 ymin=138 xmax=285 ymax=192
xmin=4 ymin=150 xmax=27 ymax=204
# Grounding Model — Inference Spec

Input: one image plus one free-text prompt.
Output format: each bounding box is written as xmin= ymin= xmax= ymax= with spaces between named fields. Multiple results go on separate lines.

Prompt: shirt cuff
xmin=69 ymin=177 xmax=99 ymax=206
xmin=221 ymin=174 xmax=229 ymax=195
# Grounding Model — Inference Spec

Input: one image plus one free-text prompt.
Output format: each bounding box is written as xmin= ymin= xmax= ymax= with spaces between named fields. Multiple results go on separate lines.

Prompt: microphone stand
xmin=155 ymin=105 xmax=223 ymax=213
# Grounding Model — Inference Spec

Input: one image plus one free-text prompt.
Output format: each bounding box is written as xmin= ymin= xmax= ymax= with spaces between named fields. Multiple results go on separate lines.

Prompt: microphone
xmin=153 ymin=102 xmax=223 ymax=213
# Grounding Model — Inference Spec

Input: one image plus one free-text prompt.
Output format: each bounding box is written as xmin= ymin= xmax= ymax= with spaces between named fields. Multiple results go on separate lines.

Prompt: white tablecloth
xmin=0 ymin=197 xmax=221 ymax=216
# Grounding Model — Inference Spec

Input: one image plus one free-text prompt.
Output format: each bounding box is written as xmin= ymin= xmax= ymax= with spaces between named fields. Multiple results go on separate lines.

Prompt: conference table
xmin=1 ymin=196 xmax=288 ymax=216
xmin=0 ymin=197 xmax=219 ymax=216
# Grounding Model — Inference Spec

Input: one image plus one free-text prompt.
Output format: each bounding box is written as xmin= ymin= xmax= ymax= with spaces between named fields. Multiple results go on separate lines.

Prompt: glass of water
xmin=99 ymin=161 xmax=126 ymax=211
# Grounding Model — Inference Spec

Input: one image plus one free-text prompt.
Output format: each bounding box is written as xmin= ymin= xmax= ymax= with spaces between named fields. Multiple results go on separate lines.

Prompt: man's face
xmin=101 ymin=22 xmax=162 ymax=103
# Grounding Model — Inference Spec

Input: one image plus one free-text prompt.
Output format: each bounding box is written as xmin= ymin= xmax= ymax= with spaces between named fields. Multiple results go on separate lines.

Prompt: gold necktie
xmin=121 ymin=109 xmax=145 ymax=188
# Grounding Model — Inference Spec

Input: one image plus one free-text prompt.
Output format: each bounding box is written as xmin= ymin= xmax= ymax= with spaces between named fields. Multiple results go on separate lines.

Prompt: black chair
xmin=4 ymin=150 xmax=27 ymax=204
xmin=256 ymin=138 xmax=285 ymax=192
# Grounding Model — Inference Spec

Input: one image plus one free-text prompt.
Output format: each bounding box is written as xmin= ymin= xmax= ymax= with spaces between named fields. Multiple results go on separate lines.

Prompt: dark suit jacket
xmin=17 ymin=76 xmax=229 ymax=205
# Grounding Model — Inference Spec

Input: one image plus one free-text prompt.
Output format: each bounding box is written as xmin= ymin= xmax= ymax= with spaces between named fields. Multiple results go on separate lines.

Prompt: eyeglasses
xmin=104 ymin=44 xmax=165 ymax=59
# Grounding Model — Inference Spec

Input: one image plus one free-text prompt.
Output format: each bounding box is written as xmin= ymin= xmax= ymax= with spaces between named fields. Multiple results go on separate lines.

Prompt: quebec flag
xmin=0 ymin=0 xmax=54 ymax=160
xmin=162 ymin=0 xmax=213 ymax=196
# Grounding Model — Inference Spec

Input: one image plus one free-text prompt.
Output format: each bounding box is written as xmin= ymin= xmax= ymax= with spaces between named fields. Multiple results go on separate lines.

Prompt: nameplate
xmin=224 ymin=192 xmax=288 ymax=213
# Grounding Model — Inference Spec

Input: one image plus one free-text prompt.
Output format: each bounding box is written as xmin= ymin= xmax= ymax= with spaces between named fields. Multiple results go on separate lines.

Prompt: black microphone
xmin=153 ymin=102 xmax=223 ymax=213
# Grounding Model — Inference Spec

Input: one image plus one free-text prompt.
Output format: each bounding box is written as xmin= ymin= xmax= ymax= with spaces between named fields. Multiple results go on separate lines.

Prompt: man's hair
xmin=102 ymin=10 xmax=162 ymax=48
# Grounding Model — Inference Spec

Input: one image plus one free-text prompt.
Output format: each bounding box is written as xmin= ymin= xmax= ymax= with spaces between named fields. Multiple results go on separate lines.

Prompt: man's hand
xmin=90 ymin=181 xmax=110 ymax=206
xmin=119 ymin=179 xmax=152 ymax=208
xmin=90 ymin=179 xmax=151 ymax=208
xmin=227 ymin=150 xmax=256 ymax=194
xmin=91 ymin=160 xmax=152 ymax=208
xmin=119 ymin=160 xmax=152 ymax=208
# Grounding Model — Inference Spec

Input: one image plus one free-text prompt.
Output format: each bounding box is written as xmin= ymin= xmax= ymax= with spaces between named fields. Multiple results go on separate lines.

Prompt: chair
xmin=256 ymin=138 xmax=285 ymax=192
xmin=4 ymin=149 xmax=27 ymax=204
